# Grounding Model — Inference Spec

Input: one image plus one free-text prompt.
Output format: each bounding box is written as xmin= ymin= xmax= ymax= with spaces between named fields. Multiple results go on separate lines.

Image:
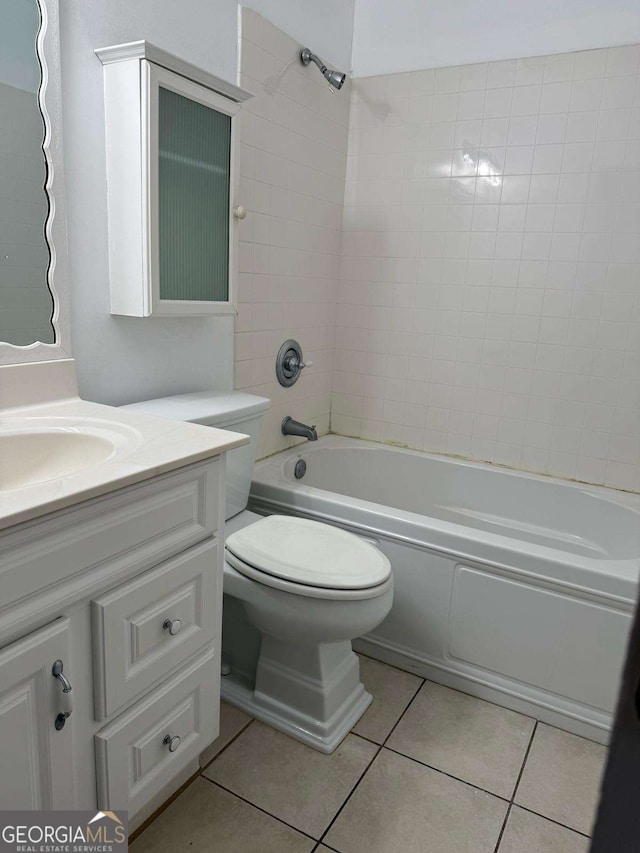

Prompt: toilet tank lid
xmin=121 ymin=391 xmax=271 ymax=426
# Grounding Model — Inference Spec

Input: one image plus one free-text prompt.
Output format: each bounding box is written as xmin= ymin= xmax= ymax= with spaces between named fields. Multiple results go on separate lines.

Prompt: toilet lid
xmin=225 ymin=515 xmax=391 ymax=590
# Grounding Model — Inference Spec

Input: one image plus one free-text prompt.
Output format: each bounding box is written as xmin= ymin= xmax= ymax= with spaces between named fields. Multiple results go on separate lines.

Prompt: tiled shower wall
xmin=333 ymin=45 xmax=640 ymax=491
xmin=235 ymin=10 xmax=348 ymax=458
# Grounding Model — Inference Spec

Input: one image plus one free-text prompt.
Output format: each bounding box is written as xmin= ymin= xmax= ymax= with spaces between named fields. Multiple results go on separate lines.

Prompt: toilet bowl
xmin=122 ymin=391 xmax=394 ymax=753
xmin=222 ymin=511 xmax=393 ymax=752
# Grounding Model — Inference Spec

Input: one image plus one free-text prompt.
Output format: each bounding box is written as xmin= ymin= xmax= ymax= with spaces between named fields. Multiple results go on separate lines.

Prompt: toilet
xmin=123 ymin=391 xmax=393 ymax=753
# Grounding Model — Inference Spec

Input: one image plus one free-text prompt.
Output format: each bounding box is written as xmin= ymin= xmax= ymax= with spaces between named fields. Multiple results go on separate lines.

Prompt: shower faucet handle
xmin=276 ymin=339 xmax=311 ymax=387
xmin=285 ymin=354 xmax=313 ymax=372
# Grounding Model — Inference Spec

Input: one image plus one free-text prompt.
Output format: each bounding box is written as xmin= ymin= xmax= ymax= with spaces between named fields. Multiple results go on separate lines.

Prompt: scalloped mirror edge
xmin=0 ymin=0 xmax=72 ymax=364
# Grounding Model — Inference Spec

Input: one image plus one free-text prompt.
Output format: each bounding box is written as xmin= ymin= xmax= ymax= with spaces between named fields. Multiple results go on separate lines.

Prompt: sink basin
xmin=0 ymin=417 xmax=142 ymax=491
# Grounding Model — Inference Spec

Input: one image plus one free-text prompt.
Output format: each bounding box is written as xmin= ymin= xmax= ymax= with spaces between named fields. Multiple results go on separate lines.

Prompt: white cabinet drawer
xmin=0 ymin=460 xmax=220 ymax=620
xmin=95 ymin=647 xmax=219 ymax=817
xmin=92 ymin=539 xmax=219 ymax=719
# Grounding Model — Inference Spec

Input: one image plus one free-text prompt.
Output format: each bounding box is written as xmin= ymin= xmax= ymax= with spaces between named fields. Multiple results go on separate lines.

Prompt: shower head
xmin=300 ymin=47 xmax=346 ymax=91
xmin=324 ymin=68 xmax=347 ymax=89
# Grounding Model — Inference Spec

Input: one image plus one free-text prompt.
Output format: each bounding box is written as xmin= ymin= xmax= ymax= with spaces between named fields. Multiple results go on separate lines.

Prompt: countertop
xmin=0 ymin=396 xmax=248 ymax=531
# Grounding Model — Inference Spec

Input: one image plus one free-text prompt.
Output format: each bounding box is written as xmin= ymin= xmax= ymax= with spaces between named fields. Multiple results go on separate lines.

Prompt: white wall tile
xmin=236 ymin=10 xmax=346 ymax=458
xmin=334 ymin=42 xmax=640 ymax=491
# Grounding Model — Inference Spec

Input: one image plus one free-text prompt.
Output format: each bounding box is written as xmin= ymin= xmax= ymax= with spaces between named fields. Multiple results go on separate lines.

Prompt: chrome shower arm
xmin=301 ymin=47 xmax=326 ymax=74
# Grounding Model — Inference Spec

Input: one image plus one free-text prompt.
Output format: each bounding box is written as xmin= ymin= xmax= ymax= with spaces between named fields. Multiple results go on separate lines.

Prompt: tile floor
xmin=131 ymin=655 xmax=606 ymax=853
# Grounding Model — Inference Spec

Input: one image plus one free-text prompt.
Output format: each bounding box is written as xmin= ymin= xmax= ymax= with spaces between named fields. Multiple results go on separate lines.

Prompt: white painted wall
xmin=352 ymin=0 xmax=640 ymax=78
xmin=60 ymin=1 xmax=353 ymax=406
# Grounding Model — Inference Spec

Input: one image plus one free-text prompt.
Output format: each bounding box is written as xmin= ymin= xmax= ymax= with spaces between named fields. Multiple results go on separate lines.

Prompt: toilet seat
xmin=225 ymin=515 xmax=392 ymax=600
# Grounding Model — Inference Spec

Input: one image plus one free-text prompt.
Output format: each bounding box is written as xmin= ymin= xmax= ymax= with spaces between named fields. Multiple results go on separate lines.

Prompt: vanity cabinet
xmin=95 ymin=41 xmax=252 ymax=318
xmin=0 ymin=456 xmax=225 ymax=830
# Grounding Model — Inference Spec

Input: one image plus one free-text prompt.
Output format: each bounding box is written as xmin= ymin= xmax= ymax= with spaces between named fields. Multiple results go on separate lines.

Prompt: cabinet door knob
xmin=163 ymin=618 xmax=182 ymax=636
xmin=163 ymin=734 xmax=181 ymax=753
xmin=233 ymin=205 xmax=247 ymax=220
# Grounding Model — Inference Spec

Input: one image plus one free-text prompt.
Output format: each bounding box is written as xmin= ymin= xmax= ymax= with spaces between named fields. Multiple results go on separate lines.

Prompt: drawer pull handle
xmin=52 ymin=659 xmax=73 ymax=731
xmin=163 ymin=618 xmax=182 ymax=636
xmin=163 ymin=734 xmax=181 ymax=753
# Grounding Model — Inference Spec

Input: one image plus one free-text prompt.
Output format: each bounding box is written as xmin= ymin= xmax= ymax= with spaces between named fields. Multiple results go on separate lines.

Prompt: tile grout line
xmin=131 ymin=715 xmax=257 ymax=842
xmin=381 ymin=743 xmax=512 ymax=803
xmin=360 ymin=687 xmax=594 ymax=847
xmin=199 ymin=716 xmax=256 ymax=775
xmin=315 ymin=675 xmax=427 ymax=847
xmin=493 ymin=718 xmax=600 ymax=850
xmin=380 ymin=678 xmax=426 ymax=747
xmin=514 ymin=804 xmax=592 ymax=840
xmin=492 ymin=720 xmax=538 ymax=853
xmin=510 ymin=719 xmax=538 ymax=805
xmin=492 ymin=803 xmax=514 ymax=853
xmin=315 ymin=742 xmax=383 ymax=846
xmin=202 ymin=776 xmax=319 ymax=844
xmin=378 ymin=711 xmax=595 ymax=844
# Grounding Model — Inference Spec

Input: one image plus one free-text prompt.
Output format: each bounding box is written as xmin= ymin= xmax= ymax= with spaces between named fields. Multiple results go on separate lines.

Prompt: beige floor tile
xmin=130 ymin=777 xmax=313 ymax=853
xmin=498 ymin=806 xmax=589 ymax=853
xmin=352 ymin=655 xmax=422 ymax=744
xmin=324 ymin=748 xmax=507 ymax=853
xmin=203 ymin=722 xmax=377 ymax=838
xmin=515 ymin=723 xmax=606 ymax=835
xmin=386 ymin=681 xmax=535 ymax=798
xmin=199 ymin=701 xmax=253 ymax=767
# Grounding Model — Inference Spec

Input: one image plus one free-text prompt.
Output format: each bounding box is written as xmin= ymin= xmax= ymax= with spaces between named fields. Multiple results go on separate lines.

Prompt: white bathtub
xmin=249 ymin=435 xmax=640 ymax=743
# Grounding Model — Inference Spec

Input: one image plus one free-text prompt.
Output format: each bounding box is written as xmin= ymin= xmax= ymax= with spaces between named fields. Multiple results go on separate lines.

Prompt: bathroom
xmin=1 ymin=0 xmax=639 ymax=849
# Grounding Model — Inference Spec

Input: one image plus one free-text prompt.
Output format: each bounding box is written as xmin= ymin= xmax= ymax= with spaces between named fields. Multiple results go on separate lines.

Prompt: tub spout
xmin=282 ymin=416 xmax=318 ymax=441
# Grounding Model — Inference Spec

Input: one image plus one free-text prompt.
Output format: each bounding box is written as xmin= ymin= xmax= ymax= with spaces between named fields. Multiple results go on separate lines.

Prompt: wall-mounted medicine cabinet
xmin=96 ymin=42 xmax=252 ymax=317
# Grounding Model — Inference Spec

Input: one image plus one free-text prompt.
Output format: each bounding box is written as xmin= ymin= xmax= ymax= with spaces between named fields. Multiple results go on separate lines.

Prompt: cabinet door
xmin=146 ymin=62 xmax=240 ymax=316
xmin=0 ymin=619 xmax=75 ymax=809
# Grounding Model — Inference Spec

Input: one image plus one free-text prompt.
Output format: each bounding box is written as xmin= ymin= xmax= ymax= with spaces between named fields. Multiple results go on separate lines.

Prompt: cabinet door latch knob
xmin=233 ymin=205 xmax=247 ymax=220
xmin=52 ymin=659 xmax=73 ymax=730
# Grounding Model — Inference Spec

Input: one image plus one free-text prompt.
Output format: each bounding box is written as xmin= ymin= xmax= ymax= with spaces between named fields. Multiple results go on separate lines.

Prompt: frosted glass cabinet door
xmin=147 ymin=63 xmax=240 ymax=316
xmin=158 ymin=87 xmax=231 ymax=304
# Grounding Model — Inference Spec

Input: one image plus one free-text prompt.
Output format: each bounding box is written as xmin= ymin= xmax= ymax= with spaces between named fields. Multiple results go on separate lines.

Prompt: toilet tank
xmin=122 ymin=391 xmax=270 ymax=519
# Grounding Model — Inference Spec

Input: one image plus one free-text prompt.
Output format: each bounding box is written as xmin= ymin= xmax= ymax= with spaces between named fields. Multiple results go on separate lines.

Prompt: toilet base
xmin=220 ymin=640 xmax=373 ymax=753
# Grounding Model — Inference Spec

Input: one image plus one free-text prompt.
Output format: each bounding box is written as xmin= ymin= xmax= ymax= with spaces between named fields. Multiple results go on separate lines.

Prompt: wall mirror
xmin=0 ymin=0 xmax=71 ymax=363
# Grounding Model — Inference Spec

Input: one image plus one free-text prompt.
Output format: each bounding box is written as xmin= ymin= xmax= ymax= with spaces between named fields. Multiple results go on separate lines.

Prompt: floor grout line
xmin=493 ymin=803 xmax=514 ymax=853
xmin=492 ymin=720 xmax=538 ymax=853
xmin=315 ymin=741 xmax=383 ymax=845
xmin=202 ymin=776 xmax=319 ymax=843
xmin=514 ymin=804 xmax=592 ymax=839
xmin=378 ymin=677 xmax=426 ymax=751
xmin=131 ymin=714 xmax=256 ymax=842
xmin=382 ymin=744 xmax=512 ymax=803
xmin=511 ymin=719 xmax=538 ymax=805
xmin=349 ymin=731 xmax=381 ymax=747
xmin=199 ymin=716 xmax=256 ymax=775
xmin=315 ymin=674 xmax=427 ymax=847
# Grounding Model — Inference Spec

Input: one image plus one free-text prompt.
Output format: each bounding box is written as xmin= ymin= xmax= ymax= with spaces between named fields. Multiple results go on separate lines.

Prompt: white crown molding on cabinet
xmin=95 ymin=40 xmax=254 ymax=103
